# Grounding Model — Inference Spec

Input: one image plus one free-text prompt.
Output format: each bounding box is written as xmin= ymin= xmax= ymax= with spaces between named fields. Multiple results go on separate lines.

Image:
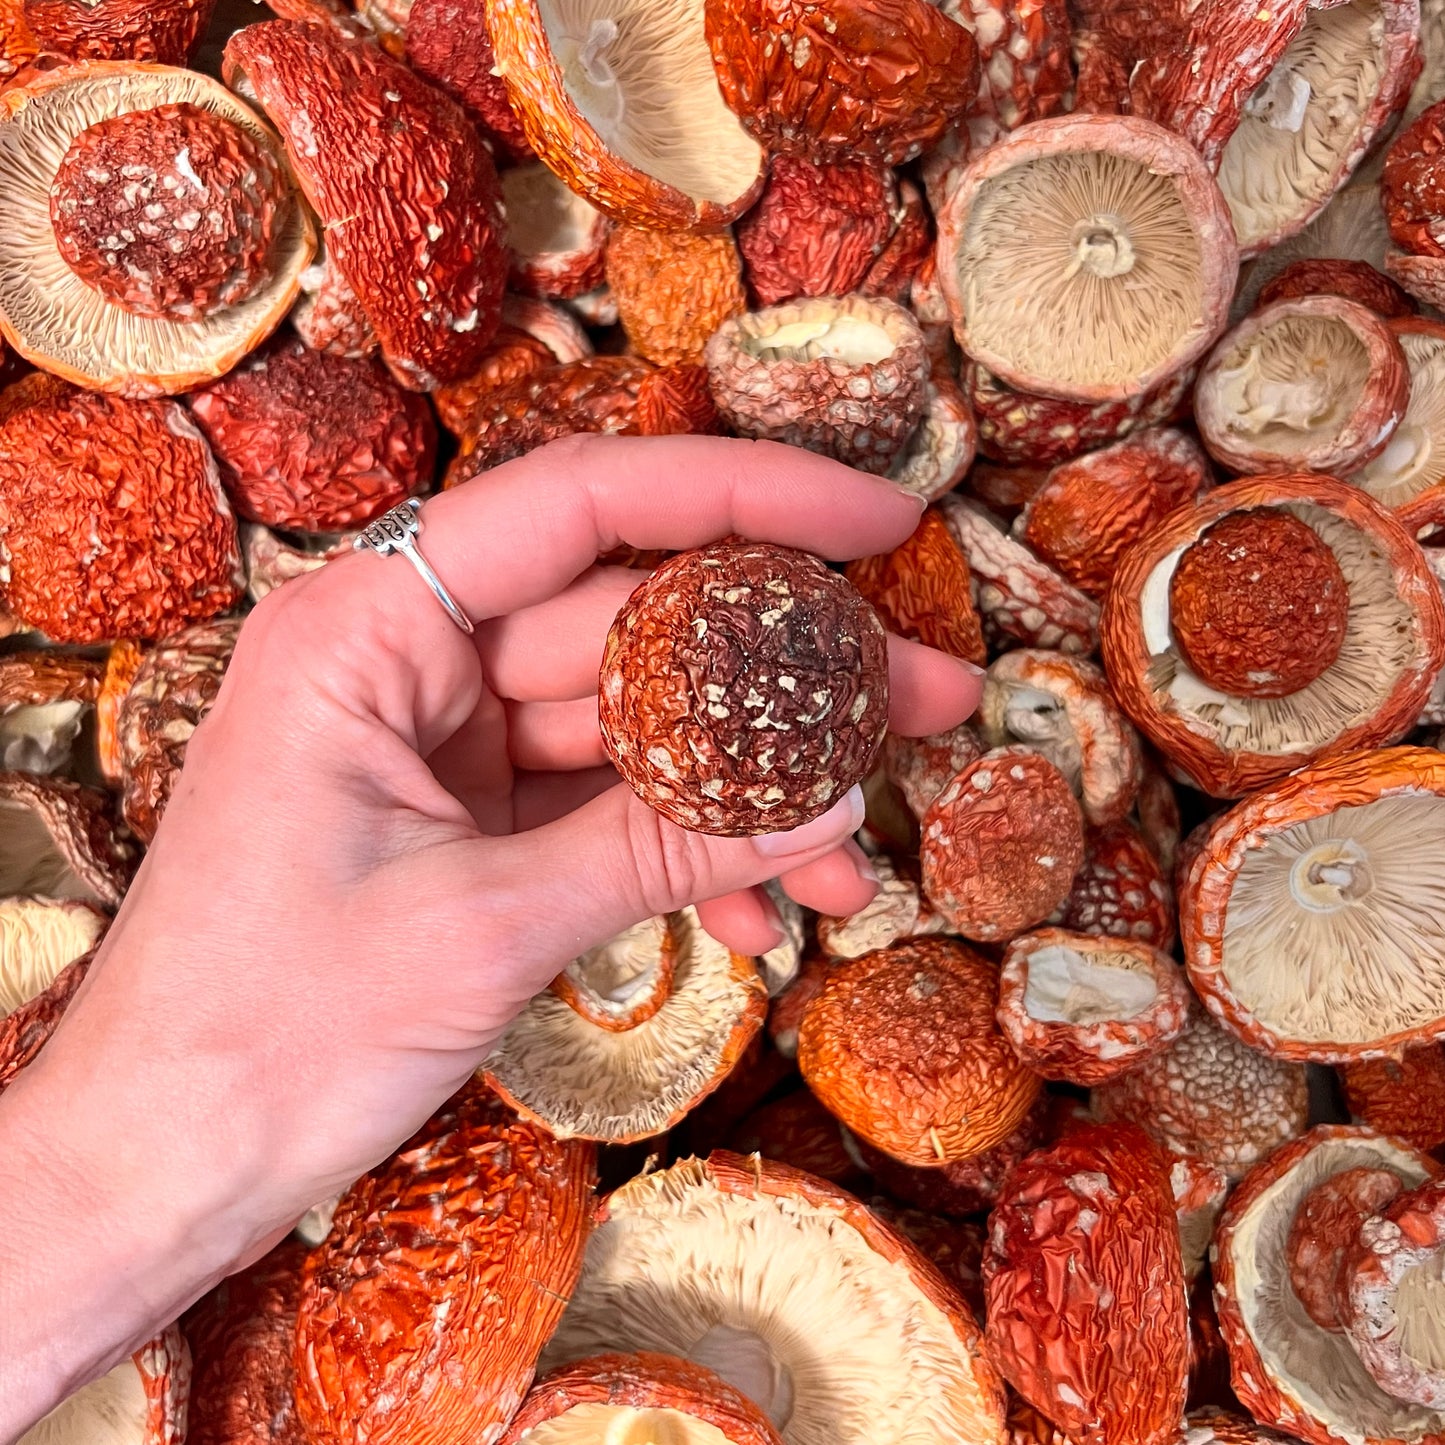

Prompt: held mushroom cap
xmin=224 ymin=21 xmax=508 ymax=389
xmin=1100 ymin=475 xmax=1445 ymax=797
xmin=486 ymin=0 xmax=765 ymax=231
xmin=599 ymin=541 xmax=890 ymax=837
xmin=937 ymin=114 xmax=1239 ymax=404
xmin=541 ymin=1152 xmax=1009 ymax=1445
xmin=1180 ymin=746 xmax=1445 ymax=1063
xmin=1194 ymin=296 xmax=1410 ymax=477
xmin=0 ymin=63 xmax=313 ymax=397
xmin=1212 ymin=1125 xmax=1445 ymax=1445
xmin=483 ymin=909 xmax=767 ymax=1143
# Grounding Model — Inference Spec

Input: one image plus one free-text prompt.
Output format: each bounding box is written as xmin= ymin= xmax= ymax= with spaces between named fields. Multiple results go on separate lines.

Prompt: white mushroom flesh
xmin=1396 ymin=1251 xmax=1445 ymax=1376
xmin=542 ymin=1160 xmax=1000 ymax=1445
xmin=0 ymin=69 xmax=313 ymax=391
xmin=957 ymin=148 xmax=1205 ymax=392
xmin=0 ymin=898 xmax=103 ymax=1014
xmin=742 ymin=313 xmax=897 ymax=366
xmin=1022 ymin=944 xmax=1158 ymax=1024
xmin=1217 ymin=1 xmax=1385 ymax=251
xmin=20 ymin=1362 xmax=147 ymax=1445
xmin=0 ymin=802 xmax=93 ymax=902
xmin=1139 ymin=504 xmax=1415 ymax=755
xmin=1356 ymin=331 xmax=1445 ymax=507
xmin=1221 ymin=795 xmax=1445 ymax=1044
xmin=484 ymin=908 xmax=760 ymax=1140
xmin=1227 ymin=1133 xmax=1444 ymax=1439
xmin=501 ymin=162 xmax=603 ymax=257
xmin=521 ymin=1406 xmax=739 ymax=1445
xmin=538 ymin=0 xmax=762 ymax=206
xmin=1208 ymin=314 xmax=1371 ymax=452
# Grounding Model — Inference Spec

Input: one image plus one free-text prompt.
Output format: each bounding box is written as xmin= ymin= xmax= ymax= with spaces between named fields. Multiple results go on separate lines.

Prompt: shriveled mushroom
xmin=0 ymin=63 xmax=314 ymax=396
xmin=1356 ymin=318 xmax=1445 ymax=510
xmin=486 ymin=0 xmax=765 ymax=230
xmin=995 ymin=927 xmax=1190 ymax=1085
xmin=1180 ymin=746 xmax=1445 ymax=1062
xmin=0 ymin=896 xmax=104 ymax=1013
xmin=1100 ymin=476 xmax=1445 ymax=797
xmin=936 ymin=114 xmax=1237 ymax=403
xmin=484 ymin=909 xmax=767 ymax=1142
xmin=977 ymin=650 xmax=1143 ymax=827
xmin=1194 ymin=296 xmax=1409 ymax=477
xmin=503 ymin=163 xmax=609 ymax=300
xmin=1213 ymin=1125 xmax=1445 ymax=1445
xmin=0 ymin=650 xmax=102 ymax=774
xmin=0 ymin=771 xmax=134 ymax=908
xmin=705 ymin=295 xmax=928 ymax=474
xmin=798 ymin=936 xmax=1043 ymax=1165
xmin=541 ymin=1152 xmax=1009 ymax=1445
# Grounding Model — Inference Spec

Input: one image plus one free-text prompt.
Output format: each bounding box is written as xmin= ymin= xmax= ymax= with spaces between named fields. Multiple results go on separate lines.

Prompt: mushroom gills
xmin=19 ymin=1362 xmax=146 ymax=1445
xmin=534 ymin=0 xmax=762 ymax=205
xmin=1021 ymin=944 xmax=1158 ymax=1025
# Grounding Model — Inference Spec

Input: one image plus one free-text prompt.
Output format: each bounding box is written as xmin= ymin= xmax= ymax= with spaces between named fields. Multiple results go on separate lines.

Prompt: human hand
xmin=0 ymin=434 xmax=980 ymax=1431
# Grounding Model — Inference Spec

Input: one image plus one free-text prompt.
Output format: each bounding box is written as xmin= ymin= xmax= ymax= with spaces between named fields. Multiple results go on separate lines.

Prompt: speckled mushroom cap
xmin=995 ymin=927 xmax=1191 ymax=1086
xmin=295 ymin=1081 xmax=596 ymax=1445
xmin=0 ymin=62 xmax=314 ymax=397
xmin=704 ymin=294 xmax=929 ymax=475
xmin=540 ymin=1152 xmax=1008 ymax=1445
xmin=797 ymin=936 xmax=1043 ymax=1166
xmin=0 ymin=896 xmax=105 ymax=1016
xmin=599 ymin=541 xmax=890 ymax=837
xmin=483 ymin=909 xmax=766 ymax=1143
xmin=1357 ymin=319 xmax=1445 ymax=511
xmin=486 ymin=0 xmax=765 ymax=231
xmin=936 ymin=113 xmax=1238 ymax=404
xmin=1092 ymin=999 xmax=1309 ymax=1181
xmin=224 ymin=21 xmax=509 ymax=390
xmin=500 ymin=1353 xmax=785 ymax=1445
xmin=0 ymin=772 xmax=135 ymax=910
xmin=1100 ymin=475 xmax=1445 ymax=797
xmin=1212 ymin=1126 xmax=1445 ymax=1445
xmin=1194 ymin=296 xmax=1409 ymax=477
xmin=1179 ymin=747 xmax=1445 ymax=1064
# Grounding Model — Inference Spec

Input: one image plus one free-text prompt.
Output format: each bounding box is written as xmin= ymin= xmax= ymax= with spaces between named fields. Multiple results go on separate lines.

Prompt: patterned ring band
xmin=353 ymin=498 xmax=476 ymax=636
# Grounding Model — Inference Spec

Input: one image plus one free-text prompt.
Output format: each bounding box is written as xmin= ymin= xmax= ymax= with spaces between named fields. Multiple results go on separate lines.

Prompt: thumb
xmin=486 ymin=780 xmax=866 ymax=965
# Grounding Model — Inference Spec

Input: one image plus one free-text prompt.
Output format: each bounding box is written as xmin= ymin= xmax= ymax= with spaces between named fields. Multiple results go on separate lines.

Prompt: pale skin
xmin=0 ymin=434 xmax=981 ymax=1437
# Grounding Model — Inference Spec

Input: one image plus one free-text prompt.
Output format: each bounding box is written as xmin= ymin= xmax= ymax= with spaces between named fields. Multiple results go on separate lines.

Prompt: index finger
xmin=406 ymin=434 xmax=927 ymax=625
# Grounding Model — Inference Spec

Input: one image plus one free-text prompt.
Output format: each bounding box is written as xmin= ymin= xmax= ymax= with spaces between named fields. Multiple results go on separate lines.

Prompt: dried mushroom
xmin=296 ymin=1081 xmax=595 ymax=1445
xmin=487 ymin=0 xmax=765 ymax=230
xmin=0 ymin=63 xmax=314 ymax=395
xmin=1357 ymin=318 xmax=1445 ymax=510
xmin=0 ymin=771 xmax=133 ymax=908
xmin=1180 ymin=746 xmax=1445 ymax=1062
xmin=995 ymin=927 xmax=1190 ymax=1086
xmin=1093 ymin=1000 xmax=1309 ymax=1181
xmin=0 ymin=650 xmax=102 ymax=774
xmin=797 ymin=936 xmax=1043 ymax=1166
xmin=224 ymin=21 xmax=508 ymax=388
xmin=599 ymin=541 xmax=889 ymax=837
xmin=541 ymin=1152 xmax=1009 ymax=1445
xmin=1194 ymin=296 xmax=1409 ymax=477
xmin=1213 ymin=1125 xmax=1445 ymax=1445
xmin=484 ymin=909 xmax=766 ymax=1142
xmin=0 ymin=895 xmax=104 ymax=1012
xmin=937 ymin=114 xmax=1237 ymax=403
xmin=1100 ymin=476 xmax=1445 ymax=797
xmin=705 ymin=294 xmax=928 ymax=475
xmin=502 ymin=163 xmax=608 ymax=300
xmin=977 ymin=650 xmax=1143 ymax=828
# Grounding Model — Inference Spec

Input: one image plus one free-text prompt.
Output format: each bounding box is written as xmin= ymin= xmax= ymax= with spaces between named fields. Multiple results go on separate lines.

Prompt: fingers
xmin=887 ymin=637 xmax=984 ymax=737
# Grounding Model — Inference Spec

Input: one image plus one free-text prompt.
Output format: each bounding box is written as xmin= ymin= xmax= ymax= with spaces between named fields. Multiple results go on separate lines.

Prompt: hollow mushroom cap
xmin=1092 ymin=1000 xmax=1309 ymax=1181
xmin=1341 ymin=1047 xmax=1445 ymax=1153
xmin=0 ymin=896 xmax=105 ymax=1013
xmin=704 ymin=294 xmax=929 ymax=476
xmin=541 ymin=1152 xmax=1008 ymax=1445
xmin=797 ymin=936 xmax=1043 ymax=1166
xmin=0 ymin=63 xmax=314 ymax=397
xmin=1194 ymin=296 xmax=1410 ymax=477
xmin=485 ymin=0 xmax=764 ymax=231
xmin=1100 ymin=475 xmax=1445 ymax=798
xmin=295 ymin=1081 xmax=596 ymax=1445
xmin=1357 ymin=319 xmax=1445 ymax=511
xmin=936 ymin=113 xmax=1238 ymax=404
xmin=501 ymin=163 xmax=608 ymax=301
xmin=0 ymin=771 xmax=135 ymax=909
xmin=484 ymin=909 xmax=766 ymax=1142
xmin=995 ymin=927 xmax=1191 ymax=1086
xmin=1212 ymin=1125 xmax=1445 ymax=1445
xmin=1179 ymin=745 xmax=1445 ymax=1063
xmin=977 ymin=650 xmax=1144 ymax=828
xmin=223 ymin=21 xmax=508 ymax=390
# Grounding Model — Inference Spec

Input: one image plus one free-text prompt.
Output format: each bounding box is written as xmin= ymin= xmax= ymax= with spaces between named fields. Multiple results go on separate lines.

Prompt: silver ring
xmin=353 ymin=499 xmax=475 ymax=636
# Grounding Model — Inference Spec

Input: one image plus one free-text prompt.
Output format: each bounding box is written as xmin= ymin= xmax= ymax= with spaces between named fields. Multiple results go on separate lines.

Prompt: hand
xmin=0 ymin=434 xmax=980 ymax=1434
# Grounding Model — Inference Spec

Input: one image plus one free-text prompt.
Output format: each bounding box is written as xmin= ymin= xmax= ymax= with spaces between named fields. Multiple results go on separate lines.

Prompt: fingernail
xmin=755 ymin=784 xmax=866 ymax=858
xmin=844 ymin=838 xmax=879 ymax=885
